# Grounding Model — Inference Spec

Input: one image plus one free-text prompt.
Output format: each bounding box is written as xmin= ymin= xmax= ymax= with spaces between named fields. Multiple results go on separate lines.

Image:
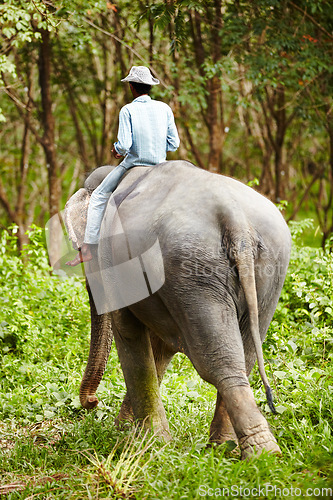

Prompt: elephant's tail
xmin=235 ymin=245 xmax=277 ymax=414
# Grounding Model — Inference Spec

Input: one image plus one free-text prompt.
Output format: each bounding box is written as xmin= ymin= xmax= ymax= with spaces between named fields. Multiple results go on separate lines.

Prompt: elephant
xmin=64 ymin=160 xmax=291 ymax=459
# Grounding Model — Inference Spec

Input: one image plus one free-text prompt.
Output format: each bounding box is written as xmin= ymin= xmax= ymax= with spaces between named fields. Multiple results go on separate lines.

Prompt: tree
xmin=0 ymin=0 xmax=129 ymax=255
xmin=1 ymin=0 xmax=332 ymax=250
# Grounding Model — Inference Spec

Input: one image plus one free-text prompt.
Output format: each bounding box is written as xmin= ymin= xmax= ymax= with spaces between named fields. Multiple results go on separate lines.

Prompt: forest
xmin=0 ymin=1 xmax=333 ymax=498
xmin=1 ymin=0 xmax=333 ymax=247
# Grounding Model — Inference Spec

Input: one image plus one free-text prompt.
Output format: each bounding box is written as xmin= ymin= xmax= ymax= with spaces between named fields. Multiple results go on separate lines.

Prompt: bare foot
xmin=66 ymin=244 xmax=92 ymax=266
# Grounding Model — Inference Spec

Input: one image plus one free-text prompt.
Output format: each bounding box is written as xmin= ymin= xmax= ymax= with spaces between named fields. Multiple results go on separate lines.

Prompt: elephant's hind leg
xmin=183 ymin=301 xmax=281 ymax=459
xmin=112 ymin=309 xmax=171 ymax=441
xmin=209 ymin=392 xmax=237 ymax=445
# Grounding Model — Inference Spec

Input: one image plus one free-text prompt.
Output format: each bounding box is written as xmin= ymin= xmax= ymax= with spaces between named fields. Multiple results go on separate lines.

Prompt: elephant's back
xmin=112 ymin=160 xmax=291 ymax=257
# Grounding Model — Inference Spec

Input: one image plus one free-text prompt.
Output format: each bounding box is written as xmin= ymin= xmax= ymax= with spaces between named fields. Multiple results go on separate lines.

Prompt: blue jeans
xmin=84 ymin=164 xmax=129 ymax=245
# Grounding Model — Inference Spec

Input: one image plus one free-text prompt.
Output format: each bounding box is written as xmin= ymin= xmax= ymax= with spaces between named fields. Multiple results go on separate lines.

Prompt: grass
xmin=0 ymin=224 xmax=332 ymax=499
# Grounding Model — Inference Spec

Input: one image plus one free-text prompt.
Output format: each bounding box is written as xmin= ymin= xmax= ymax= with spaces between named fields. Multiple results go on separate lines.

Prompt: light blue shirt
xmin=114 ymin=95 xmax=180 ymax=169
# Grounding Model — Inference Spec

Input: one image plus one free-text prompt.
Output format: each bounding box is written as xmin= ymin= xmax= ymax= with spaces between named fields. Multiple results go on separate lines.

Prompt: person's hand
xmin=112 ymin=147 xmax=123 ymax=159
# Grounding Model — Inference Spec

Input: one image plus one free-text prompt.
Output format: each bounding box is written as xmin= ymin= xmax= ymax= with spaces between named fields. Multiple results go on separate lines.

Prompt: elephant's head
xmin=63 ymin=166 xmax=115 ymax=409
xmin=64 ymin=188 xmax=90 ymax=250
xmin=64 ymin=165 xmax=114 ymax=250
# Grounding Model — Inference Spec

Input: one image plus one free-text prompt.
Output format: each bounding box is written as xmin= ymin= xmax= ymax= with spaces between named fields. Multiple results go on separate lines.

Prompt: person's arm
xmin=113 ymin=107 xmax=133 ymax=156
xmin=166 ymin=107 xmax=180 ymax=152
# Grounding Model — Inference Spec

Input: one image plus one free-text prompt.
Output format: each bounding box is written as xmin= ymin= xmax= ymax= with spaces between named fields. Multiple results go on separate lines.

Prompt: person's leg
xmin=66 ymin=165 xmax=127 ymax=266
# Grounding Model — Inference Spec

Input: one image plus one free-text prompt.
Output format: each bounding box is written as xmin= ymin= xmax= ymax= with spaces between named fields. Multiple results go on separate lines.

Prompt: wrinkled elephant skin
xmin=65 ymin=161 xmax=291 ymax=459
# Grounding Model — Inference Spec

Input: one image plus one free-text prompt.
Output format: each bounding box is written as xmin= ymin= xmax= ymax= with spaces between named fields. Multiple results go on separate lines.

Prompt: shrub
xmin=0 ymin=226 xmax=91 ymax=422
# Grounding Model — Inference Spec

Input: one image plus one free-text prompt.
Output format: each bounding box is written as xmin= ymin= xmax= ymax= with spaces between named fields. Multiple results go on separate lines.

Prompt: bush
xmin=0 ymin=226 xmax=92 ymax=422
xmin=261 ymin=219 xmax=333 ymax=423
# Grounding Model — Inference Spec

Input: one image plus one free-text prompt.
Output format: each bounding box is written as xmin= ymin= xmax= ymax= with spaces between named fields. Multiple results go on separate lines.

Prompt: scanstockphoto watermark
xmin=179 ymin=246 xmax=289 ymax=281
xmin=198 ymin=484 xmax=333 ymax=498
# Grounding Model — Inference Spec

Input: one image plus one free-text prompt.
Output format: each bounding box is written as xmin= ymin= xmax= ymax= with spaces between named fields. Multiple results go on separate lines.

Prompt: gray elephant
xmin=64 ymin=160 xmax=291 ymax=459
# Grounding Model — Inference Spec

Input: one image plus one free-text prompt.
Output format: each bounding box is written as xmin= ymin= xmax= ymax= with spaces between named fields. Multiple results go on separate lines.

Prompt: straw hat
xmin=121 ymin=66 xmax=160 ymax=85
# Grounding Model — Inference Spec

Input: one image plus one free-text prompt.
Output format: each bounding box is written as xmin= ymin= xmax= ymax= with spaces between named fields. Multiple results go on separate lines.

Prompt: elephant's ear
xmin=64 ymin=188 xmax=90 ymax=250
xmin=84 ymin=165 xmax=114 ymax=192
xmin=64 ymin=166 xmax=114 ymax=249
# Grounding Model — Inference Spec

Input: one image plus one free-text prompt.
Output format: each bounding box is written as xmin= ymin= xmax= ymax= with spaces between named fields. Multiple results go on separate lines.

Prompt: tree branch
xmin=83 ymin=18 xmax=169 ymax=88
xmin=288 ymin=1 xmax=333 ymax=41
xmin=3 ymin=82 xmax=44 ymax=145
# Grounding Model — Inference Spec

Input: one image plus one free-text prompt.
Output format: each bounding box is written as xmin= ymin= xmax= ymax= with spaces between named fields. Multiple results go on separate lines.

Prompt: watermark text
xmin=198 ymin=484 xmax=332 ymax=497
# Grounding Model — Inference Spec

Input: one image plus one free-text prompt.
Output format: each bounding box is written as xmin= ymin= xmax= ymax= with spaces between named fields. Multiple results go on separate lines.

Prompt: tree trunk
xmin=100 ymin=14 xmax=114 ymax=165
xmin=207 ymin=75 xmax=222 ymax=172
xmin=261 ymin=86 xmax=291 ymax=202
xmin=15 ymin=120 xmax=30 ymax=252
xmin=321 ymin=111 xmax=333 ymax=247
xmin=208 ymin=0 xmax=223 ymax=173
xmin=189 ymin=2 xmax=223 ymax=173
xmin=274 ymin=85 xmax=287 ymax=201
xmin=38 ymin=29 xmax=62 ymax=267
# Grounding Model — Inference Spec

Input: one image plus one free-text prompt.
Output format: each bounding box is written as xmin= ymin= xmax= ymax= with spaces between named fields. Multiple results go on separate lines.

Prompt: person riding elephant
xmin=67 ymin=66 xmax=180 ymax=266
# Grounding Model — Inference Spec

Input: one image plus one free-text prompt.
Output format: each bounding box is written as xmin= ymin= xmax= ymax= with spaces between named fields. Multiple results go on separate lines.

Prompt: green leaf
xmin=275 ymin=405 xmax=288 ymax=414
xmin=274 ymin=371 xmax=288 ymax=379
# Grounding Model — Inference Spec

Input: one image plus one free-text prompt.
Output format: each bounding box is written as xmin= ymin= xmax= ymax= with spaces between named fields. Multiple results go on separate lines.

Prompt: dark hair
xmin=130 ymin=82 xmax=152 ymax=95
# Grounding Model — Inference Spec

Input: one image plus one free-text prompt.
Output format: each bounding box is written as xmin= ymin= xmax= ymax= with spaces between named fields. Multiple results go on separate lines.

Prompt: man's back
xmin=115 ymin=95 xmax=179 ymax=168
xmin=66 ymin=66 xmax=180 ymax=266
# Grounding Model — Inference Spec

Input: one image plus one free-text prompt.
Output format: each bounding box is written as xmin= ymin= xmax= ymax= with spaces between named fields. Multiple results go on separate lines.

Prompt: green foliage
xmin=1 ymin=0 xmax=333 ymax=243
xmin=262 ymin=220 xmax=333 ymax=427
xmin=0 ymin=223 xmax=332 ymax=497
xmin=279 ymin=219 xmax=333 ymax=330
xmin=0 ymin=0 xmax=48 ymax=120
xmin=0 ymin=0 xmax=47 ymax=44
xmin=0 ymin=0 xmax=114 ymax=121
xmin=0 ymin=226 xmax=92 ymax=423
